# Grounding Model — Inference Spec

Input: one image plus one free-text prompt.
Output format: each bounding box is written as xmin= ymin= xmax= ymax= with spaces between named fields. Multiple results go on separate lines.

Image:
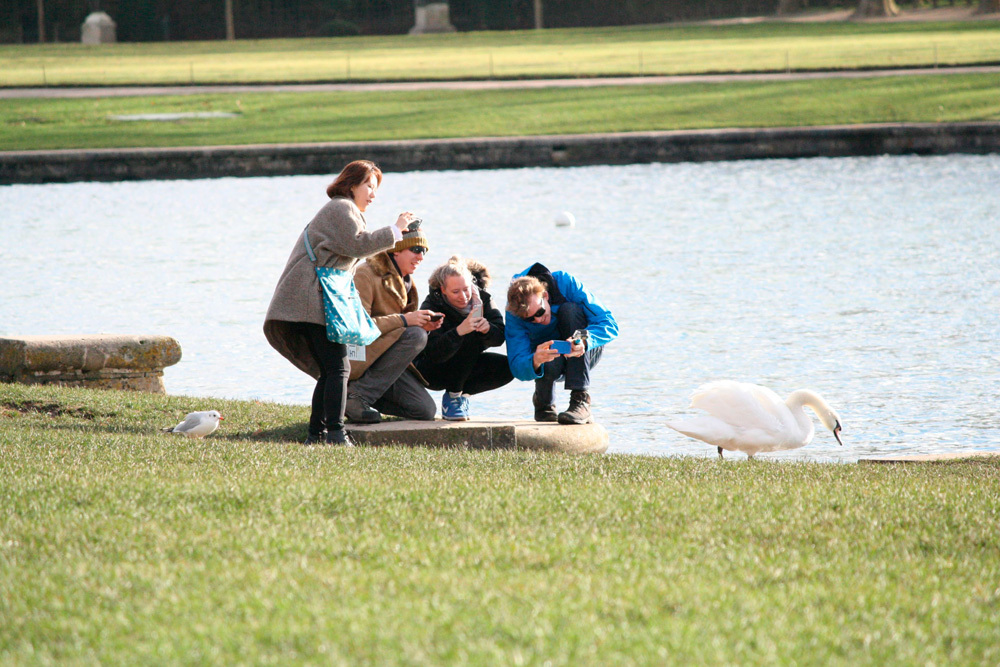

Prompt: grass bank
xmin=2 ymin=382 xmax=999 ymax=664
xmin=2 ymin=21 xmax=1000 ymax=87
xmin=3 ymin=73 xmax=1000 ymax=151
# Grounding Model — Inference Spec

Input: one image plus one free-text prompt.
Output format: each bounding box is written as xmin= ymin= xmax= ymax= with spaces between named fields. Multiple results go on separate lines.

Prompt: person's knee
xmin=397 ymin=325 xmax=428 ymax=355
xmin=408 ymin=388 xmax=436 ymax=421
xmin=414 ymin=399 xmax=436 ymax=421
xmin=555 ymin=301 xmax=587 ymax=334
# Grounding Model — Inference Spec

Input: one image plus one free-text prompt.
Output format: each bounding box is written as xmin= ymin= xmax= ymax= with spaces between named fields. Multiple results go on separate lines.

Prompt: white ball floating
xmin=554 ymin=211 xmax=576 ymax=228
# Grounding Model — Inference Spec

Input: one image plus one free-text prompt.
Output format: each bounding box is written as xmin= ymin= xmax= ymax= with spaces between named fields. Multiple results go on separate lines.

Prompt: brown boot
xmin=533 ymin=391 xmax=558 ymax=423
xmin=558 ymin=390 xmax=592 ymax=425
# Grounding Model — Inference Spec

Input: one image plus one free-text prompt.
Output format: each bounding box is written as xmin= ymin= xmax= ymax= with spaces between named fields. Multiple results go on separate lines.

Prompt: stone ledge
xmin=3 ymin=122 xmax=999 ymax=185
xmin=0 ymin=335 xmax=182 ymax=393
xmin=347 ymin=418 xmax=609 ymax=454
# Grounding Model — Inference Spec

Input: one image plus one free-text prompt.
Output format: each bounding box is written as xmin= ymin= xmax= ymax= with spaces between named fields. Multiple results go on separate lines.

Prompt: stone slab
xmin=859 ymin=451 xmax=999 ymax=464
xmin=347 ymin=418 xmax=609 ymax=454
xmin=0 ymin=335 xmax=182 ymax=393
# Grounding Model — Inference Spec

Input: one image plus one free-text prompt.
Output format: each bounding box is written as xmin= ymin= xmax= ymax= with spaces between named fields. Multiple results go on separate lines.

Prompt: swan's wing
xmin=689 ymin=381 xmax=785 ymax=434
xmin=747 ymin=384 xmax=796 ymax=427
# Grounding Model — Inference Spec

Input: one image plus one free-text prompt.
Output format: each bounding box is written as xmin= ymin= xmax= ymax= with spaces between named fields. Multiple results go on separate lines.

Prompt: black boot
xmin=304 ymin=430 xmax=325 ymax=445
xmin=558 ymin=390 xmax=592 ymax=425
xmin=326 ymin=428 xmax=355 ymax=447
xmin=345 ymin=394 xmax=381 ymax=424
xmin=533 ymin=391 xmax=558 ymax=423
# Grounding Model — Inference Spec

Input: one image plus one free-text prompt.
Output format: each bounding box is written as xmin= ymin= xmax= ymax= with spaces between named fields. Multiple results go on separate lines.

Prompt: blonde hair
xmin=428 ymin=255 xmax=475 ymax=292
xmin=506 ymin=276 xmax=545 ymax=316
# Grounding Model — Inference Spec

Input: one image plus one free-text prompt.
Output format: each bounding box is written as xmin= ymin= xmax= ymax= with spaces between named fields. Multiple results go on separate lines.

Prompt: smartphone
xmin=550 ymin=340 xmax=572 ymax=355
xmin=429 ymin=313 xmax=444 ymax=322
xmin=470 ymin=303 xmax=483 ymax=319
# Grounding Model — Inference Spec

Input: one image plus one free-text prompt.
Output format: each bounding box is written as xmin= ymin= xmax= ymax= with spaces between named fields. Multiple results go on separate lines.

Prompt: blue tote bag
xmin=303 ymin=225 xmax=381 ymax=346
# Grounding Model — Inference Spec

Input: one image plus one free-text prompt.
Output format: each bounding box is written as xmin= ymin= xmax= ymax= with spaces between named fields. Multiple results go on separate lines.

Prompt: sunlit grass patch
xmin=2 ymin=73 xmax=999 ymax=151
xmin=1 ymin=382 xmax=999 ymax=664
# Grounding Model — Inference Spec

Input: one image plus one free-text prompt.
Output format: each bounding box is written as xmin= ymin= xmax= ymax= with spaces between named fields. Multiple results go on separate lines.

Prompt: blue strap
xmin=302 ymin=225 xmax=317 ymax=263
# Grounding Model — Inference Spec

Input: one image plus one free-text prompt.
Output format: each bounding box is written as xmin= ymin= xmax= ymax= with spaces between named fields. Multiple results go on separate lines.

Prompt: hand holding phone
xmin=429 ymin=312 xmax=444 ymax=322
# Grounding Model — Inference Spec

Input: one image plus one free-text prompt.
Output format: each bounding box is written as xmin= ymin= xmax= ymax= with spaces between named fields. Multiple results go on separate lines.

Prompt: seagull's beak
xmin=833 ymin=421 xmax=842 ymax=446
xmin=219 ymin=416 xmax=225 ymax=421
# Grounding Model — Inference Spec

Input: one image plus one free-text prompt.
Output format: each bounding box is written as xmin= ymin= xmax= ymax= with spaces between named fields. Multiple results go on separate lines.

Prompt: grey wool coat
xmin=263 ymin=196 xmax=397 ymax=379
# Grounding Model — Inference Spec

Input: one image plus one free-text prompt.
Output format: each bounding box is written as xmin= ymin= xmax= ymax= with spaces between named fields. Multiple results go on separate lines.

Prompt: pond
xmin=3 ymin=154 xmax=999 ymax=461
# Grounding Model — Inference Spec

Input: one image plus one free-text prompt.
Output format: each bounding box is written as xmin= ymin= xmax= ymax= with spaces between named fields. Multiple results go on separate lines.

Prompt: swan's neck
xmin=786 ymin=389 xmax=828 ymax=412
xmin=785 ymin=390 xmax=830 ymax=438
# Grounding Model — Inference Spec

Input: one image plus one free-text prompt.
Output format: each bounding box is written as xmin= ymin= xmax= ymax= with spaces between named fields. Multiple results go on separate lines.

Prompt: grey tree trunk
xmin=225 ymin=0 xmax=235 ymax=40
xmin=975 ymin=0 xmax=1000 ymax=14
xmin=533 ymin=0 xmax=543 ymax=28
xmin=852 ymin=0 xmax=900 ymax=17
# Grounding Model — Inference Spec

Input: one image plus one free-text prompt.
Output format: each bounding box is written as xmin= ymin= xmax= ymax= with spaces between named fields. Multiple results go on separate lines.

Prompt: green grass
xmin=2 ymin=382 xmax=999 ymax=664
xmin=2 ymin=21 xmax=999 ymax=86
xmin=2 ymin=73 xmax=999 ymax=151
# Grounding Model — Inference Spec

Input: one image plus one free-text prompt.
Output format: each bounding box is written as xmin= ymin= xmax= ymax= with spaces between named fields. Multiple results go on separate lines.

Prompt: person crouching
xmin=504 ymin=263 xmax=618 ymax=425
xmin=346 ymin=221 xmax=442 ymax=423
xmin=414 ymin=256 xmax=513 ymax=421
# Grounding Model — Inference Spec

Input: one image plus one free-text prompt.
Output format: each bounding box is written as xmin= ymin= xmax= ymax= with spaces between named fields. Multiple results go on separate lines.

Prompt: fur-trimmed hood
xmin=466 ymin=258 xmax=491 ymax=290
xmin=365 ymin=250 xmax=410 ymax=311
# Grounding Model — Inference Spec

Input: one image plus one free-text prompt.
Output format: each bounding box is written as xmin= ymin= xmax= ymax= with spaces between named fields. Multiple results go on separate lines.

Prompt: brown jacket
xmin=263 ymin=196 xmax=397 ymax=378
xmin=349 ymin=251 xmax=419 ymax=381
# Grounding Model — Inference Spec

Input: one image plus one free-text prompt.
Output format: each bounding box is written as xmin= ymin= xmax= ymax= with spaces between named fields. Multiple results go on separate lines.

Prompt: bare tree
xmin=975 ymin=0 xmax=1000 ymax=13
xmin=852 ymin=0 xmax=900 ymax=17
xmin=36 ymin=0 xmax=45 ymax=42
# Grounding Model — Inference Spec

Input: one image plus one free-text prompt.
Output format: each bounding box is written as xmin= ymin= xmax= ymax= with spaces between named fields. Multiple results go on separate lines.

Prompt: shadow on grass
xmin=10 ymin=415 xmax=310 ymax=444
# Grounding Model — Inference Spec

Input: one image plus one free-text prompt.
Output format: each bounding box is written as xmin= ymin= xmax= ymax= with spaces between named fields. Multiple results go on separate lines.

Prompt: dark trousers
xmin=535 ymin=301 xmax=604 ymax=403
xmin=418 ymin=337 xmax=514 ymax=395
xmin=294 ymin=322 xmax=349 ymax=435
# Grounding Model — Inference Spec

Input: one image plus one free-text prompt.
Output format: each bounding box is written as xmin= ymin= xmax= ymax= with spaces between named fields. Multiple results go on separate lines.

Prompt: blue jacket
xmin=504 ymin=266 xmax=618 ymax=382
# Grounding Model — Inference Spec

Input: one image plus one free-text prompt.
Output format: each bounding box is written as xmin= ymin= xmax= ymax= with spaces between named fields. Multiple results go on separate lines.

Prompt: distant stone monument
xmin=409 ymin=0 xmax=456 ymax=34
xmin=81 ymin=12 xmax=117 ymax=44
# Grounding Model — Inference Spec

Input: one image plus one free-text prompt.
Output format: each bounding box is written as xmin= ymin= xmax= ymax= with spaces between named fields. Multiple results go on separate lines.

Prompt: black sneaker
xmin=532 ymin=392 xmax=558 ymax=423
xmin=326 ymin=428 xmax=355 ymax=447
xmin=346 ymin=395 xmax=381 ymax=424
xmin=558 ymin=390 xmax=592 ymax=425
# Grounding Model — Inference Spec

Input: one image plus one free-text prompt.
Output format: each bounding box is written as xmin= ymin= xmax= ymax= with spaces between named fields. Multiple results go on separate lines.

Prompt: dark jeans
xmin=293 ymin=322 xmax=349 ymax=435
xmin=535 ymin=301 xmax=604 ymax=403
xmin=417 ymin=337 xmax=514 ymax=395
xmin=350 ymin=326 xmax=436 ymax=421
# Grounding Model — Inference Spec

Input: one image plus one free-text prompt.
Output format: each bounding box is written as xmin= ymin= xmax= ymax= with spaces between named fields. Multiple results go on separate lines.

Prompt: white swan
xmin=665 ymin=381 xmax=843 ymax=459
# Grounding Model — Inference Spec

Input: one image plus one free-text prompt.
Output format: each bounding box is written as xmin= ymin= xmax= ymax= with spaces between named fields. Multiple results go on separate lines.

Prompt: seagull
xmin=161 ymin=410 xmax=223 ymax=438
xmin=666 ymin=381 xmax=843 ymax=460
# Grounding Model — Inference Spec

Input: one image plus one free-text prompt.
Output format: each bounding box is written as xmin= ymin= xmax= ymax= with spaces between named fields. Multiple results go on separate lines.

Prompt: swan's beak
xmin=833 ymin=421 xmax=843 ymax=446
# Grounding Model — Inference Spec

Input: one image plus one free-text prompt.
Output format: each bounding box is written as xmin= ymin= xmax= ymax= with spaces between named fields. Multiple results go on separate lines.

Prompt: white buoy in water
xmin=554 ymin=211 xmax=576 ymax=228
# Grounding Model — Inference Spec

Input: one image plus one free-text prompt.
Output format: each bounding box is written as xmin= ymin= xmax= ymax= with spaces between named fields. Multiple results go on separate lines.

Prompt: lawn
xmin=1 ymin=20 xmax=999 ymax=86
xmin=2 ymin=382 xmax=998 ymax=664
xmin=2 ymin=72 xmax=999 ymax=151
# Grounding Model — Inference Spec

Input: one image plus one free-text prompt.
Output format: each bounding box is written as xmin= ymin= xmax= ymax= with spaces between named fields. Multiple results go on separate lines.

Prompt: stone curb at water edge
xmin=2 ymin=122 xmax=999 ymax=185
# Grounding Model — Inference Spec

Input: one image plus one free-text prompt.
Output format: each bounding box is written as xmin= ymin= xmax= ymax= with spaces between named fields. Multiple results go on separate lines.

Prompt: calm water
xmin=3 ymin=155 xmax=999 ymax=461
